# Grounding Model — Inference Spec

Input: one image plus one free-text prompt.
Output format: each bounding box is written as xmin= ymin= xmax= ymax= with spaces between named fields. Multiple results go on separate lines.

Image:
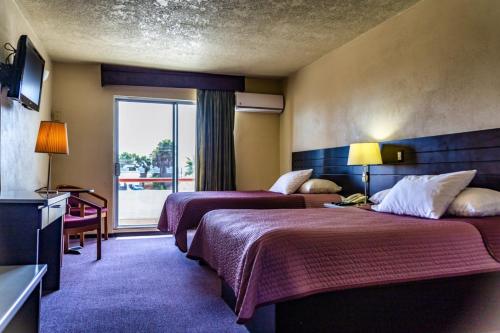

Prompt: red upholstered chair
xmin=56 ymin=184 xmax=109 ymax=243
xmin=64 ymin=196 xmax=102 ymax=260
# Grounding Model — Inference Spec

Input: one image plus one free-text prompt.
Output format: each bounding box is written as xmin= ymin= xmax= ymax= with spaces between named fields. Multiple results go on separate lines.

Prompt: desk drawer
xmin=41 ymin=202 xmax=65 ymax=229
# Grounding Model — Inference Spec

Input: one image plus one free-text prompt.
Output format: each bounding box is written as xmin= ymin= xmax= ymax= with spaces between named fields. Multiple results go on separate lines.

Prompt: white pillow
xmin=372 ymin=170 xmax=477 ymax=219
xmin=269 ymin=169 xmax=313 ymax=195
xmin=447 ymin=187 xmax=500 ymax=217
xmin=299 ymin=179 xmax=342 ymax=194
xmin=369 ymin=189 xmax=390 ymax=204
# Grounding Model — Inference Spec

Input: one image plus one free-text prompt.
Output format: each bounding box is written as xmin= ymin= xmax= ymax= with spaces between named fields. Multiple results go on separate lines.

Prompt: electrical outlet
xmin=52 ymin=111 xmax=62 ymax=121
xmin=397 ymin=151 xmax=404 ymax=161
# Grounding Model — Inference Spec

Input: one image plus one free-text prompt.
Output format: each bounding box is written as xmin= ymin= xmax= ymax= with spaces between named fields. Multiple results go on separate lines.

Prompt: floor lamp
xmin=35 ymin=121 xmax=69 ymax=193
xmin=347 ymin=142 xmax=382 ymax=204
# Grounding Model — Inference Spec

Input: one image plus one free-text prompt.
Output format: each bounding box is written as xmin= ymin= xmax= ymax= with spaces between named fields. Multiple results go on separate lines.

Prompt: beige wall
xmin=51 ymin=64 xmax=283 ymax=231
xmin=281 ymin=0 xmax=500 ymax=172
xmin=0 ymin=0 xmax=52 ymax=191
xmin=51 ymin=63 xmax=195 ymax=231
xmin=235 ymin=78 xmax=283 ymax=190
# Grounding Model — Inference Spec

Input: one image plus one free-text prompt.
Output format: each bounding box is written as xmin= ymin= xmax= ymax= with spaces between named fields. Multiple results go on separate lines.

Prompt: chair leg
xmin=96 ymin=225 xmax=102 ymax=260
xmin=64 ymin=233 xmax=69 ymax=253
xmin=104 ymin=215 xmax=109 ymax=240
xmin=80 ymin=232 xmax=85 ymax=247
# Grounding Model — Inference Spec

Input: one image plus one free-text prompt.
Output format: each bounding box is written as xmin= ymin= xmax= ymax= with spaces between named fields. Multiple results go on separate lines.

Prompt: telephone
xmin=338 ymin=193 xmax=367 ymax=206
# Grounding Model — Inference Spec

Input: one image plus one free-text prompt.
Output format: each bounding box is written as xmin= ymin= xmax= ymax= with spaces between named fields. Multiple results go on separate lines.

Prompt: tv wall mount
xmin=0 ymin=42 xmax=17 ymax=87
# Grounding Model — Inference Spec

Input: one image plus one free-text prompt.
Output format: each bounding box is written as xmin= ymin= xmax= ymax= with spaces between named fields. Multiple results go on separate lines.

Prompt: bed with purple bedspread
xmin=157 ymin=191 xmax=341 ymax=252
xmin=187 ymin=207 xmax=500 ymax=323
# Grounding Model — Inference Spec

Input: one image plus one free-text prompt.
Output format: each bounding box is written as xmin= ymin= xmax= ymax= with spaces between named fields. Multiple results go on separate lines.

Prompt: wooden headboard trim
xmin=292 ymin=128 xmax=500 ymax=195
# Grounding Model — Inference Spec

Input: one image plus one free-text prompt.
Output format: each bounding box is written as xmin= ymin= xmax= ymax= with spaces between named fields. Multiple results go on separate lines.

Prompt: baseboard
xmin=70 ymin=230 xmax=170 ymax=239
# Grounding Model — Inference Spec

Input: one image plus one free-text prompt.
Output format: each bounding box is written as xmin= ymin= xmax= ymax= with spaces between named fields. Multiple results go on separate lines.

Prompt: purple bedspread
xmin=462 ymin=216 xmax=500 ymax=262
xmin=187 ymin=207 xmax=500 ymax=323
xmin=157 ymin=191 xmax=306 ymax=252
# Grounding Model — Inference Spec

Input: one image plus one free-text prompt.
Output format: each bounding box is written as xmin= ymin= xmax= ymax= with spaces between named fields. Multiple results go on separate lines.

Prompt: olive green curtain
xmin=195 ymin=89 xmax=236 ymax=191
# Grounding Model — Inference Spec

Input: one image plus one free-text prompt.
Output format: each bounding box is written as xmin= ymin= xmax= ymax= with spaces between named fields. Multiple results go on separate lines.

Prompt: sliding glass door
xmin=114 ymin=97 xmax=195 ymax=228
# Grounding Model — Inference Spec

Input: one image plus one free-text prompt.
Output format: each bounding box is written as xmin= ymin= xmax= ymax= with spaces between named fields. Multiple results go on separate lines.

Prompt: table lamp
xmin=347 ymin=142 xmax=382 ymax=203
xmin=35 ymin=121 xmax=69 ymax=193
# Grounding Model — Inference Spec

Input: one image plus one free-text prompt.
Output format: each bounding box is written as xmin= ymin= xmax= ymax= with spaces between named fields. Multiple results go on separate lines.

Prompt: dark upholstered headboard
xmin=292 ymin=128 xmax=500 ymax=196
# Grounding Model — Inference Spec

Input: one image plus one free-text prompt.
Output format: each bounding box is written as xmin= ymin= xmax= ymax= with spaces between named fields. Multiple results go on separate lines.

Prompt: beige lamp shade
xmin=347 ymin=142 xmax=382 ymax=166
xmin=35 ymin=121 xmax=69 ymax=154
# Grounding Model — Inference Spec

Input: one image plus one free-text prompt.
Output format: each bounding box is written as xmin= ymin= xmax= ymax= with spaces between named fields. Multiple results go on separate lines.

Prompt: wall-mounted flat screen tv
xmin=7 ymin=35 xmax=45 ymax=111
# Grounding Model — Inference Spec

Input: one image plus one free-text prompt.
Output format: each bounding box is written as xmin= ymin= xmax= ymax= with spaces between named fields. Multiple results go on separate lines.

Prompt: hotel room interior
xmin=1 ymin=0 xmax=500 ymax=332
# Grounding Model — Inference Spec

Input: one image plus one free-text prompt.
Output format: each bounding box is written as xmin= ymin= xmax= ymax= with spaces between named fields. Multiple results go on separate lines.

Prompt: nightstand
xmin=323 ymin=203 xmax=372 ymax=210
xmin=323 ymin=203 xmax=349 ymax=208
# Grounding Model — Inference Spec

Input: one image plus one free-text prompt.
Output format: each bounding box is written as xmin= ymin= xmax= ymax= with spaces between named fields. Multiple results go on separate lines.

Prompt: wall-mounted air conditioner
xmin=235 ymin=92 xmax=284 ymax=114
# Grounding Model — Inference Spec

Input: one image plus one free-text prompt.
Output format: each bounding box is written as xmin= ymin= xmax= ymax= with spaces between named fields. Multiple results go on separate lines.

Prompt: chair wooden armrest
xmin=87 ymin=192 xmax=108 ymax=208
xmin=57 ymin=184 xmax=83 ymax=191
xmin=69 ymin=196 xmax=102 ymax=219
xmin=85 ymin=192 xmax=109 ymax=240
xmin=57 ymin=184 xmax=107 ymax=208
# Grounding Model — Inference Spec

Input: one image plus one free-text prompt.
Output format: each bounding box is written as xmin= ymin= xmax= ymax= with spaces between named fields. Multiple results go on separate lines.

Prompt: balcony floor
xmin=117 ymin=189 xmax=170 ymax=227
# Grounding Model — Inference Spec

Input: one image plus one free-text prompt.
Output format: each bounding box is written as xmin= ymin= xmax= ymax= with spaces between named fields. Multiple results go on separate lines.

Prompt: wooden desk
xmin=0 ymin=265 xmax=46 ymax=333
xmin=0 ymin=191 xmax=69 ymax=293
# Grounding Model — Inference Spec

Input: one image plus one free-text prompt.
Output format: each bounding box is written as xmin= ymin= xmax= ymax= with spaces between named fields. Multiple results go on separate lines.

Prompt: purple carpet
xmin=41 ymin=236 xmax=247 ymax=333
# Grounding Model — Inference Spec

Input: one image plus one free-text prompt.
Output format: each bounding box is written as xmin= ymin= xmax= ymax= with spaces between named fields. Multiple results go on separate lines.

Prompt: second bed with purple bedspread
xmin=157 ymin=191 xmax=332 ymax=252
xmin=187 ymin=207 xmax=500 ymax=323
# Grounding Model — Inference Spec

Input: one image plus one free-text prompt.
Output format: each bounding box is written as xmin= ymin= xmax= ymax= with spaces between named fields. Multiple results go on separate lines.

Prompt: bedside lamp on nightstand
xmin=347 ymin=142 xmax=382 ymax=204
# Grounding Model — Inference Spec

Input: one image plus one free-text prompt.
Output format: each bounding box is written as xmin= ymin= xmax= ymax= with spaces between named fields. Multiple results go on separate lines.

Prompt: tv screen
xmin=7 ymin=35 xmax=45 ymax=111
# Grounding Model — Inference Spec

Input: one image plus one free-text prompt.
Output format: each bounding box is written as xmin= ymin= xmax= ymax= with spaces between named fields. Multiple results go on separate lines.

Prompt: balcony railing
xmin=118 ymin=177 xmax=194 ymax=182
xmin=117 ymin=177 xmax=195 ymax=227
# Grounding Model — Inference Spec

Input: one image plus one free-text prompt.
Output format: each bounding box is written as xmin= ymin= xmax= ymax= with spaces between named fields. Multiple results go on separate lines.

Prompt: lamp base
xmin=35 ymin=187 xmax=59 ymax=194
xmin=362 ymin=165 xmax=369 ymax=204
xmin=34 ymin=153 xmax=57 ymax=195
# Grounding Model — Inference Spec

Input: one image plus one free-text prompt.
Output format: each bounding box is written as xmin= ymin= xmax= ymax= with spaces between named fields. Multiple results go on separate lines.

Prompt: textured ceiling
xmin=16 ymin=0 xmax=419 ymax=77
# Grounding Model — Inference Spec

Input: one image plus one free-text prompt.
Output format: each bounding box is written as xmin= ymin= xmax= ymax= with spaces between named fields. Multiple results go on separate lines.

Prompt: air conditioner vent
xmin=235 ymin=92 xmax=284 ymax=114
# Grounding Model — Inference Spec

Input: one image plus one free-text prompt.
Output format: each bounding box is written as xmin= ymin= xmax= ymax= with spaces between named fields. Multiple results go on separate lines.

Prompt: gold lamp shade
xmin=347 ymin=142 xmax=382 ymax=166
xmin=35 ymin=121 xmax=69 ymax=155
